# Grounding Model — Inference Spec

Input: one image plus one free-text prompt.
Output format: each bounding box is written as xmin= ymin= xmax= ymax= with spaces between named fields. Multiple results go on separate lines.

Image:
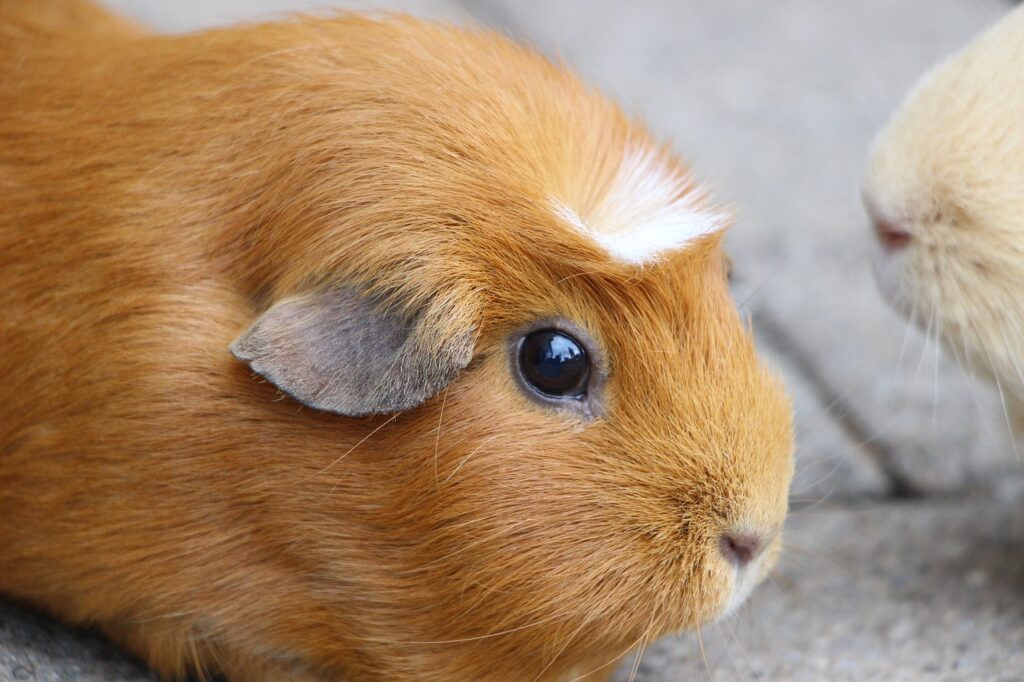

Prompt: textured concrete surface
xmin=0 ymin=602 xmax=156 ymax=682
xmin=616 ymin=499 xmax=1024 ymax=681
xmin=3 ymin=1 xmax=1023 ymax=680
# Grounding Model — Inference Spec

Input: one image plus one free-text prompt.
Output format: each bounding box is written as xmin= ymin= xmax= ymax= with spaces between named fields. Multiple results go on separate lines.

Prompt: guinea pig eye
xmin=518 ymin=329 xmax=590 ymax=398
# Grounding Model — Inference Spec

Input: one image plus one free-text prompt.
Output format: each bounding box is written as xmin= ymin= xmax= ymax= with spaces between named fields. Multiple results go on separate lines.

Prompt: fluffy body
xmin=0 ymin=2 xmax=794 ymax=680
xmin=864 ymin=6 xmax=1024 ymax=418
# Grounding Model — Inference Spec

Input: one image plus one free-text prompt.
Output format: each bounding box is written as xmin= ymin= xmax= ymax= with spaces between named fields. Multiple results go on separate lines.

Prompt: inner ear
xmin=231 ymin=287 xmax=475 ymax=417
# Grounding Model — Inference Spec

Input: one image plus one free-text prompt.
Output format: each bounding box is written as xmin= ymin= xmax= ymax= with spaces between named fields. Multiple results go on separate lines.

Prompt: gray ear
xmin=231 ymin=288 xmax=475 ymax=416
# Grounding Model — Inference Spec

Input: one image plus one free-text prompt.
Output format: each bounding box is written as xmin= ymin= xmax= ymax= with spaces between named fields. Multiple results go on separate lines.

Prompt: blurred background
xmin=3 ymin=1 xmax=1023 ymax=680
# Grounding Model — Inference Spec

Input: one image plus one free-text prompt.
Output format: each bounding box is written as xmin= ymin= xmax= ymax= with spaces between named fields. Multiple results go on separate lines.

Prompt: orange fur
xmin=0 ymin=2 xmax=794 ymax=680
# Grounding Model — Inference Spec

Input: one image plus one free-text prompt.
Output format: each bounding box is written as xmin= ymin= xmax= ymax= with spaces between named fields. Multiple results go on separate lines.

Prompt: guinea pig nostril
xmin=872 ymin=215 xmax=912 ymax=252
xmin=719 ymin=533 xmax=763 ymax=568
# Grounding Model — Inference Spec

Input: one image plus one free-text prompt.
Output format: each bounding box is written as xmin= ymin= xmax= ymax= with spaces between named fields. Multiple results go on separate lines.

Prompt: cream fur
xmin=864 ymin=6 xmax=1024 ymax=406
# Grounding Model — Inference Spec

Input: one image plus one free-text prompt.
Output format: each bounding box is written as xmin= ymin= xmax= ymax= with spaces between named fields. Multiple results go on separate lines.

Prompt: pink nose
xmin=719 ymin=533 xmax=764 ymax=568
xmin=872 ymin=214 xmax=912 ymax=252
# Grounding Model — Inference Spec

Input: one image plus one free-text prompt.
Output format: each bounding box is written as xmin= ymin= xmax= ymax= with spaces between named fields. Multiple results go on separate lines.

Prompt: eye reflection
xmin=518 ymin=329 xmax=589 ymax=398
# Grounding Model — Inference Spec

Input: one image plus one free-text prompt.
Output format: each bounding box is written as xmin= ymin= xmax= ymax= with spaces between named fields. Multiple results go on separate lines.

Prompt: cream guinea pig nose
xmin=873 ymin=215 xmax=912 ymax=252
xmin=866 ymin=202 xmax=912 ymax=252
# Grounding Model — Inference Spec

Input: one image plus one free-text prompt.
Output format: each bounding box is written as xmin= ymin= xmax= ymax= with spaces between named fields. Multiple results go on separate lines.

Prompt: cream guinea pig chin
xmin=864 ymin=6 xmax=1024 ymax=411
xmin=0 ymin=2 xmax=793 ymax=681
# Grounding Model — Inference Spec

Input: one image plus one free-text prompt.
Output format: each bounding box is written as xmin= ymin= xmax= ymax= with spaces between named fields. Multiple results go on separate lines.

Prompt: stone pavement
xmin=3 ymin=1 xmax=1022 ymax=680
xmin=623 ymin=498 xmax=1024 ymax=681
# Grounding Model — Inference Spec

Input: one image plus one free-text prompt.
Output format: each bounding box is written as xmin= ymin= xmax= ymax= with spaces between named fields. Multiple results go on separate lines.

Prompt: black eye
xmin=519 ymin=329 xmax=590 ymax=398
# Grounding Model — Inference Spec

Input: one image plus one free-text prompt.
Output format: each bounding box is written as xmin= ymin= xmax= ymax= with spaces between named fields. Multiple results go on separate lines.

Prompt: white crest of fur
xmin=552 ymin=146 xmax=725 ymax=265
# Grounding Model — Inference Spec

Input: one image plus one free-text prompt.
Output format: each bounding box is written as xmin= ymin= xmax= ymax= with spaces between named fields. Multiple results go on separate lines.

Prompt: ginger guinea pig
xmin=864 ymin=7 xmax=1024 ymax=416
xmin=0 ymin=2 xmax=793 ymax=680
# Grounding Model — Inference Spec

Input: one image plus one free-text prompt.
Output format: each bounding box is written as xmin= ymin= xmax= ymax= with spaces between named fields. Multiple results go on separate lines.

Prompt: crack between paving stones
xmin=752 ymin=309 xmax=924 ymax=500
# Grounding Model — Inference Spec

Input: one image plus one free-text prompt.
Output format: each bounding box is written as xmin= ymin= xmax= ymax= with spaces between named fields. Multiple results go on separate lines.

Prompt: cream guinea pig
xmin=864 ymin=6 xmax=1024 ymax=420
xmin=0 ymin=2 xmax=794 ymax=681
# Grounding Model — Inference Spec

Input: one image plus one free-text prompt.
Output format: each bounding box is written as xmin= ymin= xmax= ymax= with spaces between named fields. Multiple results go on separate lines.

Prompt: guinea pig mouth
xmin=719 ymin=571 xmax=758 ymax=619
xmin=869 ymin=237 xmax=933 ymax=328
xmin=870 ymin=252 xmax=906 ymax=313
xmin=715 ymin=534 xmax=780 ymax=619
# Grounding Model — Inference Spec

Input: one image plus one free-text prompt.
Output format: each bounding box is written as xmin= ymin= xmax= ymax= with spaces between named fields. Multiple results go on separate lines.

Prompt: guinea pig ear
xmin=230 ymin=288 xmax=475 ymax=417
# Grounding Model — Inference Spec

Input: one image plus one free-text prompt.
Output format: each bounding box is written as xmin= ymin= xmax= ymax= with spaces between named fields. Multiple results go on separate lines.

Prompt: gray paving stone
xmin=0 ymin=601 xmax=156 ymax=682
xmin=613 ymin=498 xmax=1024 ymax=681
xmin=760 ymin=345 xmax=891 ymax=502
xmin=102 ymin=0 xmax=468 ymax=30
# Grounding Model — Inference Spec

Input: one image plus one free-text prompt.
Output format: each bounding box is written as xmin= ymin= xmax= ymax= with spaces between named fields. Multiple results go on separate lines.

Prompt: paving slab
xmin=102 ymin=0 xmax=468 ymax=30
xmin=614 ymin=498 xmax=1024 ymax=682
xmin=0 ymin=602 xmax=156 ymax=682
xmin=761 ymin=346 xmax=891 ymax=503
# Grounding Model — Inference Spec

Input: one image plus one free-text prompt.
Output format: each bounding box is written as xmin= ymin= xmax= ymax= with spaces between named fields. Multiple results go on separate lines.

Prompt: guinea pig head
xmin=863 ymin=7 xmax=1024 ymax=401
xmin=210 ymin=18 xmax=793 ymax=680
